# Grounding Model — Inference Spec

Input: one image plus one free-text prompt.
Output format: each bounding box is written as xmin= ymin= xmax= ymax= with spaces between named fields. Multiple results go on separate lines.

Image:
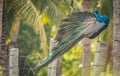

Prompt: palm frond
xmin=7 ymin=0 xmax=48 ymax=56
xmin=7 ymin=0 xmax=74 ymax=56
xmin=46 ymin=0 xmax=72 ymax=24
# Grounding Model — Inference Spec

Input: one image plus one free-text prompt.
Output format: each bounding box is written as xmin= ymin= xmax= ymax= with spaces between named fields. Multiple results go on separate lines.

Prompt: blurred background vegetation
xmin=0 ymin=0 xmax=113 ymax=76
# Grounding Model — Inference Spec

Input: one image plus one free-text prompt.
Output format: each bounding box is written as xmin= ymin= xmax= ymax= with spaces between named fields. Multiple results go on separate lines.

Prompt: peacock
xmin=34 ymin=10 xmax=109 ymax=70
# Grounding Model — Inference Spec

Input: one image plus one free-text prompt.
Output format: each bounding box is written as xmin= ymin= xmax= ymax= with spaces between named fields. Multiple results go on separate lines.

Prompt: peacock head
xmin=94 ymin=8 xmax=109 ymax=24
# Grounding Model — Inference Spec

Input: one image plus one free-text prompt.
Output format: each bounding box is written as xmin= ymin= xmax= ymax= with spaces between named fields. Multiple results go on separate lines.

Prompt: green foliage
xmin=100 ymin=0 xmax=113 ymax=18
xmin=45 ymin=0 xmax=73 ymax=24
xmin=62 ymin=44 xmax=83 ymax=76
xmin=31 ymin=0 xmax=51 ymax=14
xmin=44 ymin=24 xmax=52 ymax=45
xmin=16 ymin=21 xmax=53 ymax=76
xmin=100 ymin=0 xmax=113 ymax=41
xmin=5 ymin=1 xmax=16 ymax=38
xmin=17 ymin=21 xmax=41 ymax=55
xmin=16 ymin=21 xmax=42 ymax=76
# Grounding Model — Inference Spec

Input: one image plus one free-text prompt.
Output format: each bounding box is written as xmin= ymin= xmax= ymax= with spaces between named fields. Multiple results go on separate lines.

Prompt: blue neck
xmin=95 ymin=12 xmax=109 ymax=24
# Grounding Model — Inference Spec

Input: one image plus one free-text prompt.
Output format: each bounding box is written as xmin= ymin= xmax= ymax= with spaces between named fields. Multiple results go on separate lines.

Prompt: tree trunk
xmin=9 ymin=48 xmax=19 ymax=76
xmin=81 ymin=0 xmax=91 ymax=76
xmin=0 ymin=0 xmax=3 ymax=63
xmin=82 ymin=38 xmax=91 ymax=76
xmin=113 ymin=0 xmax=120 ymax=76
xmin=0 ymin=0 xmax=9 ymax=76
xmin=9 ymin=17 xmax=21 ymax=76
xmin=48 ymin=38 xmax=62 ymax=76
xmin=93 ymin=41 xmax=107 ymax=76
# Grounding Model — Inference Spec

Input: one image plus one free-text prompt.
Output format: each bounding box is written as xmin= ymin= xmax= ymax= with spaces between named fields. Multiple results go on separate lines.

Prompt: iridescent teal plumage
xmin=34 ymin=11 xmax=109 ymax=70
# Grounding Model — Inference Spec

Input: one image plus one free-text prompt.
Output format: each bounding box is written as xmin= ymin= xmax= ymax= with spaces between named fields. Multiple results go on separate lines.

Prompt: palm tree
xmin=81 ymin=0 xmax=91 ymax=76
xmin=7 ymin=0 xmax=48 ymax=56
xmin=0 ymin=0 xmax=9 ymax=76
xmin=113 ymin=0 xmax=120 ymax=76
xmin=7 ymin=0 xmax=72 ymax=76
xmin=7 ymin=0 xmax=72 ymax=56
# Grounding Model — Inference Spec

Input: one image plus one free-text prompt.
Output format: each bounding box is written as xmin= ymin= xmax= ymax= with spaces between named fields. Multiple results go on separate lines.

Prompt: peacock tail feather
xmin=34 ymin=11 xmax=109 ymax=70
